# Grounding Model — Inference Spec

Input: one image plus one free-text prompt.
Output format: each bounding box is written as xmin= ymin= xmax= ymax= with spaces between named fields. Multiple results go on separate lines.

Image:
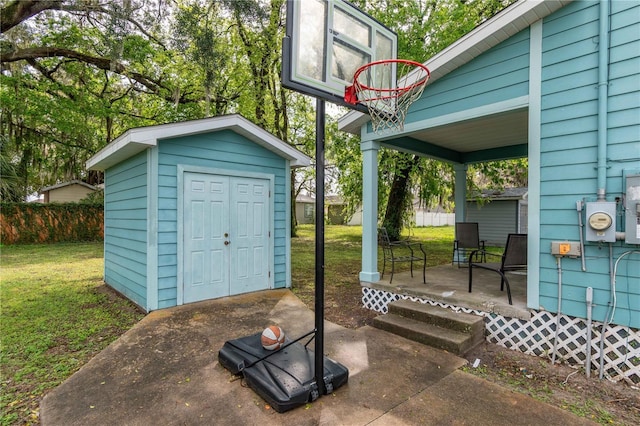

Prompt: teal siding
xmin=103 ymin=151 xmax=148 ymax=309
xmin=156 ymin=129 xmax=287 ymax=307
xmin=539 ymin=0 xmax=640 ymax=328
xmin=407 ymin=29 xmax=530 ymax=123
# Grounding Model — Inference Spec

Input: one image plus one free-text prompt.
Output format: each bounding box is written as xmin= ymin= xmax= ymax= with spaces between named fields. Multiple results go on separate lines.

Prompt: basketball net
xmin=345 ymin=59 xmax=430 ymax=134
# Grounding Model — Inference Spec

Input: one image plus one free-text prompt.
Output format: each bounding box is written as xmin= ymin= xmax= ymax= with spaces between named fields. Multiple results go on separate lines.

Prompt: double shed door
xmin=183 ymin=172 xmax=270 ymax=303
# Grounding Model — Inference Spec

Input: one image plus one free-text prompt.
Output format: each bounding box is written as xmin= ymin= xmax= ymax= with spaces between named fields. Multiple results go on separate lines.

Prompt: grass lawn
xmin=1 ymin=226 xmax=454 ymax=425
xmin=290 ymin=225 xmax=454 ymax=328
xmin=1 ymin=243 xmax=145 ymax=426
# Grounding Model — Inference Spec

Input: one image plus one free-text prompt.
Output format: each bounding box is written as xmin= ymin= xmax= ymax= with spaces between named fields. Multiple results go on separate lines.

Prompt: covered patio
xmin=363 ymin=264 xmax=529 ymax=321
xmin=337 ymin=1 xmax=559 ymax=314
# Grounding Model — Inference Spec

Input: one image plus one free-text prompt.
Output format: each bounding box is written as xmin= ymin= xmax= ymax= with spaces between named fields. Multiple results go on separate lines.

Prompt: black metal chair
xmin=452 ymin=222 xmax=486 ymax=267
xmin=468 ymin=233 xmax=527 ymax=305
xmin=378 ymin=227 xmax=426 ymax=284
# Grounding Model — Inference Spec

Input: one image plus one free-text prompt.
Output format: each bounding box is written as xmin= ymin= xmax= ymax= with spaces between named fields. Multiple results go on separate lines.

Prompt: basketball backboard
xmin=282 ymin=0 xmax=397 ymax=110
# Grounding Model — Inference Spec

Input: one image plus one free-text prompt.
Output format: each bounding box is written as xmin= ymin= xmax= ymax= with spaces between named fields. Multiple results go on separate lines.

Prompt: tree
xmin=1 ymin=0 xmax=209 ymax=195
xmin=1 ymin=0 xmax=316 ymax=238
xmin=0 ymin=135 xmax=23 ymax=201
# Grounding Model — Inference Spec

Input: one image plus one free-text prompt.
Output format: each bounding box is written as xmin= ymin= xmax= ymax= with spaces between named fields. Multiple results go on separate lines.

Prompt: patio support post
xmin=454 ymin=163 xmax=468 ymax=223
xmin=360 ymin=139 xmax=381 ymax=283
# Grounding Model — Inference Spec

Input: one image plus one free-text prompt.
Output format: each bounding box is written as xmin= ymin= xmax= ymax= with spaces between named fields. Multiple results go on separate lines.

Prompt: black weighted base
xmin=218 ymin=332 xmax=348 ymax=413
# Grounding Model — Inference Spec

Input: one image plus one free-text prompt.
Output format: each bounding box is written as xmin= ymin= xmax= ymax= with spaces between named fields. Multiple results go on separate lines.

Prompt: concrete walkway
xmin=41 ymin=289 xmax=594 ymax=425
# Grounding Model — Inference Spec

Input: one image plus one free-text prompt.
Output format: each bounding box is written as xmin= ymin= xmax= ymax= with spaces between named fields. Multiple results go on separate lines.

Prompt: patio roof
xmin=338 ymin=0 xmax=572 ymax=164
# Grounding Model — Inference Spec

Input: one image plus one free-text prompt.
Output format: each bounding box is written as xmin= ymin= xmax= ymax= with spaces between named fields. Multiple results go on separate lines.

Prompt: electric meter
xmin=588 ymin=212 xmax=612 ymax=230
xmin=585 ymin=202 xmax=616 ymax=242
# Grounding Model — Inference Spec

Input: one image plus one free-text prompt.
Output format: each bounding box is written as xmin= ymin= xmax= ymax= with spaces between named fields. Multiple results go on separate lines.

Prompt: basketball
xmin=261 ymin=325 xmax=285 ymax=351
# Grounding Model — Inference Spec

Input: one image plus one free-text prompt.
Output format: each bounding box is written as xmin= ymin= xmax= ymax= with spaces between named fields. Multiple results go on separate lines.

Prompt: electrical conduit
xmin=551 ymin=256 xmax=563 ymax=365
xmin=596 ymin=0 xmax=610 ymax=201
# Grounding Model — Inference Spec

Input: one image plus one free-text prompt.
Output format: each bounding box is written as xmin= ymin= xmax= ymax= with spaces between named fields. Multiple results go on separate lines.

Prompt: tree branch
xmin=4 ymin=46 xmax=162 ymax=95
xmin=1 ymin=0 xmax=63 ymax=33
xmin=2 ymin=46 xmax=210 ymax=105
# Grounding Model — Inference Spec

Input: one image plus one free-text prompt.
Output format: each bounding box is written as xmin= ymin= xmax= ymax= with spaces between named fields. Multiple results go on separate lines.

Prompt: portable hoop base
xmin=219 ymin=331 xmax=349 ymax=413
xmin=345 ymin=59 xmax=430 ymax=133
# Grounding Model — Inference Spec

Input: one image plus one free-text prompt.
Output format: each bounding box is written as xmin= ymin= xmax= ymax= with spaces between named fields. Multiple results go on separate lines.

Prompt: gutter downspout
xmin=596 ymin=0 xmax=610 ymax=201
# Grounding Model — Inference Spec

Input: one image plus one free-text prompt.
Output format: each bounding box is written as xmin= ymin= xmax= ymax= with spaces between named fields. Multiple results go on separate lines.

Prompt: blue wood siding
xmin=407 ymin=29 xmax=530 ymax=122
xmin=156 ymin=130 xmax=287 ymax=308
xmin=538 ymin=0 xmax=640 ymax=328
xmin=104 ymin=151 xmax=148 ymax=309
xmin=466 ymin=201 xmax=518 ymax=246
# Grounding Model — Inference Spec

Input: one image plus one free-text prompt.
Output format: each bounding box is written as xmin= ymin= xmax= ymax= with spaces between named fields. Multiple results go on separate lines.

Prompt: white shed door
xmin=183 ymin=172 xmax=270 ymax=303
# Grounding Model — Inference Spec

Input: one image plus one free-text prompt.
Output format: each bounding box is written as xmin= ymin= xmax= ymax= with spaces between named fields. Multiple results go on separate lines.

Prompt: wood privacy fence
xmin=1 ymin=203 xmax=104 ymax=244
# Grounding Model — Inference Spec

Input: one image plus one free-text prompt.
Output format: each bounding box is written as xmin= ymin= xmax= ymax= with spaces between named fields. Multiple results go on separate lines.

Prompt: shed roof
xmin=469 ymin=187 xmax=528 ymax=201
xmin=40 ymin=180 xmax=98 ymax=193
xmin=87 ymin=114 xmax=311 ymax=171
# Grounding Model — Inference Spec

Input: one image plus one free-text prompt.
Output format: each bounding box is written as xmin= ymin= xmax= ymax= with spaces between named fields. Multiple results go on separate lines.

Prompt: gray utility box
xmin=585 ymin=201 xmax=617 ymax=243
xmin=625 ymin=174 xmax=640 ymax=244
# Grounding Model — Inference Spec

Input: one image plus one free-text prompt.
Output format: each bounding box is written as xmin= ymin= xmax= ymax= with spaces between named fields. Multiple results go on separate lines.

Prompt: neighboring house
xmin=340 ymin=0 xmax=639 ymax=382
xmin=87 ymin=115 xmax=310 ymax=311
xmin=40 ymin=180 xmax=98 ymax=203
xmin=326 ymin=195 xmax=359 ymax=225
xmin=466 ymin=187 xmax=528 ymax=245
xmin=295 ymin=194 xmax=315 ymax=224
xmin=295 ymin=195 xmax=363 ymax=225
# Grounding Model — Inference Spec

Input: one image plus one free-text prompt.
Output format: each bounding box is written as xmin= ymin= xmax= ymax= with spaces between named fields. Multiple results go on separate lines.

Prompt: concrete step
xmin=373 ymin=313 xmax=482 ymax=356
xmin=373 ymin=300 xmax=486 ymax=355
xmin=388 ymin=300 xmax=484 ymax=336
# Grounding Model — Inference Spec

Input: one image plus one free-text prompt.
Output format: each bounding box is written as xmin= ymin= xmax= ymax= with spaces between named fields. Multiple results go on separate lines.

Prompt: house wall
xmin=46 ymin=185 xmax=95 ymax=203
xmin=400 ymin=0 xmax=639 ymax=328
xmin=466 ymin=200 xmax=519 ymax=246
xmin=103 ymin=151 xmax=148 ymax=309
xmin=408 ymin=27 xmax=530 ymax=121
xmin=538 ymin=0 xmax=640 ymax=328
xmin=296 ymin=202 xmax=314 ymax=224
xmin=156 ymin=129 xmax=288 ymax=309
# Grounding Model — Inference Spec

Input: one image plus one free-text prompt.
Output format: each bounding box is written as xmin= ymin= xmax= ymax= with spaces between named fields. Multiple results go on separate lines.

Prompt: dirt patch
xmin=463 ymin=343 xmax=640 ymax=425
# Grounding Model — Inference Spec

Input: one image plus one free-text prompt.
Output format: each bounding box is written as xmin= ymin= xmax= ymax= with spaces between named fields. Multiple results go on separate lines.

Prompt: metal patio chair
xmin=452 ymin=222 xmax=486 ymax=267
xmin=468 ymin=233 xmax=527 ymax=305
xmin=378 ymin=227 xmax=426 ymax=284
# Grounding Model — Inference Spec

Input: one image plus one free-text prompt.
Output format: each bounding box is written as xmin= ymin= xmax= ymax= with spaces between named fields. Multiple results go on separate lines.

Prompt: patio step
xmin=372 ymin=300 xmax=485 ymax=356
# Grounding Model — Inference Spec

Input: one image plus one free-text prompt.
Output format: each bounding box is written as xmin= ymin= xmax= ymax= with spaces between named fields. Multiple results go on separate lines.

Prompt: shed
xmin=87 ymin=115 xmax=311 ymax=311
xmin=466 ymin=187 xmax=528 ymax=245
xmin=40 ymin=180 xmax=98 ymax=203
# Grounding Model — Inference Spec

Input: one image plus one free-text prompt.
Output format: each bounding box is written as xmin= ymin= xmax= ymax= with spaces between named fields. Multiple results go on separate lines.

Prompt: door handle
xmin=224 ymin=240 xmax=230 ymax=245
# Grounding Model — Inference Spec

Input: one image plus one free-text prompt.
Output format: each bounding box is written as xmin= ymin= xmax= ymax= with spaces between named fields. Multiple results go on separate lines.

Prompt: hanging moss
xmin=0 ymin=202 xmax=104 ymax=244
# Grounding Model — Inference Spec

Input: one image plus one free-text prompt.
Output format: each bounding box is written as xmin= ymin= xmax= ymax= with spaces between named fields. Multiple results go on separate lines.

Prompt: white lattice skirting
xmin=362 ymin=286 xmax=640 ymax=385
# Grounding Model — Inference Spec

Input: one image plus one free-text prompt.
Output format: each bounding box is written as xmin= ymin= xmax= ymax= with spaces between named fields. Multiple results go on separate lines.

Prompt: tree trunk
xmin=382 ymin=154 xmax=420 ymax=240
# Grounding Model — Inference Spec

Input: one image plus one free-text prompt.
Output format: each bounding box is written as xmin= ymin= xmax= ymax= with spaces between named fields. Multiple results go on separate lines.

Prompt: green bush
xmin=0 ymin=202 xmax=104 ymax=244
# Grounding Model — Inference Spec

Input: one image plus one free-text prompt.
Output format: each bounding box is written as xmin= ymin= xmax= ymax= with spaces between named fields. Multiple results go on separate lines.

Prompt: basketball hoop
xmin=345 ymin=59 xmax=430 ymax=134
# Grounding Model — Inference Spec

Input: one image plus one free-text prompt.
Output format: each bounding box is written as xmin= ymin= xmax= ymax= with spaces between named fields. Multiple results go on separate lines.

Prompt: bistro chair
xmin=378 ymin=227 xmax=426 ymax=284
xmin=468 ymin=233 xmax=527 ymax=305
xmin=452 ymin=222 xmax=486 ymax=267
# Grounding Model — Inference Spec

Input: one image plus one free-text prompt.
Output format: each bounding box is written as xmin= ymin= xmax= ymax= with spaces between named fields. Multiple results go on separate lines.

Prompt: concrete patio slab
xmin=40 ymin=289 xmax=594 ymax=425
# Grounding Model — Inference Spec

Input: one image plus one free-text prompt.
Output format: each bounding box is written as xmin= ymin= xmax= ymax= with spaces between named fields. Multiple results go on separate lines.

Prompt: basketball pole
xmin=314 ymin=98 xmax=326 ymax=395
